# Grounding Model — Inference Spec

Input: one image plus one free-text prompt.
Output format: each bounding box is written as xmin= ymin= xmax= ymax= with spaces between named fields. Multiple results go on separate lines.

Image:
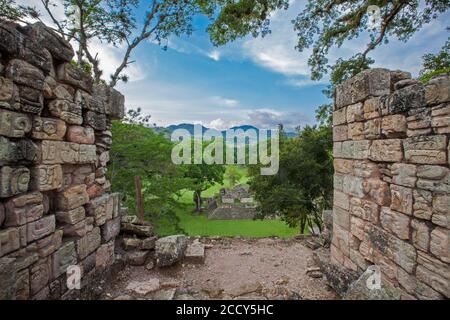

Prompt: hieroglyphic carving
xmin=0 ymin=166 xmax=30 ymax=198
xmin=30 ymin=164 xmax=63 ymax=191
xmin=0 ymin=109 xmax=32 ymax=138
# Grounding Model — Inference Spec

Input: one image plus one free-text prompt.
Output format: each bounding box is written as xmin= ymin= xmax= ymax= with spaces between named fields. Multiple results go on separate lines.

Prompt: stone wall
xmin=332 ymin=68 xmax=449 ymax=299
xmin=0 ymin=21 xmax=124 ymax=299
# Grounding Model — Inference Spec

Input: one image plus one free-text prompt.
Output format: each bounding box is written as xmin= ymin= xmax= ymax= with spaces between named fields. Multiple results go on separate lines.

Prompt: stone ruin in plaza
xmin=328 ymin=68 xmax=449 ymax=299
xmin=207 ymin=185 xmax=257 ymax=220
xmin=0 ymin=21 xmax=125 ymax=299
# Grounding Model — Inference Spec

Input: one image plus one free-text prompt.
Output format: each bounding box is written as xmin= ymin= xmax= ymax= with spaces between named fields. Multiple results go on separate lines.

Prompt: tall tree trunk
xmin=194 ymin=190 xmax=202 ymax=213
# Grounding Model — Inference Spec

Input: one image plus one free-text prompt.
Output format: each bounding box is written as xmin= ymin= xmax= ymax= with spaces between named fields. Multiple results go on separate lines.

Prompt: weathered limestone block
xmin=0 ymin=227 xmax=21 ymax=257
xmin=121 ymin=223 xmax=153 ymax=237
xmin=364 ymin=178 xmax=390 ymax=206
xmin=31 ymin=116 xmax=66 ymax=140
xmin=334 ymin=159 xmax=353 ymax=174
xmin=85 ymin=194 xmax=114 ymax=226
xmin=363 ymin=97 xmax=382 ymax=120
xmin=388 ymin=236 xmax=417 ymax=274
xmin=30 ymin=164 xmax=63 ymax=191
xmin=406 ymin=108 xmax=432 ymax=137
xmin=101 ymin=216 xmax=120 ymax=242
xmin=333 ymin=124 xmax=348 ymax=141
xmin=0 ymin=76 xmax=17 ymax=108
xmin=363 ymin=118 xmax=381 ymax=139
xmin=66 ymin=125 xmax=95 ymax=144
xmin=27 ymin=215 xmax=55 ymax=242
xmin=60 ymin=219 xmax=87 ymax=237
xmin=35 ymin=229 xmax=63 ymax=258
xmin=5 ymin=59 xmax=45 ymax=90
xmin=333 ymin=206 xmax=350 ymax=230
xmin=0 ymin=137 xmax=37 ymax=163
xmin=106 ymin=87 xmax=125 ymax=119
xmin=416 ymin=165 xmax=450 ymax=193
xmin=0 ymin=202 xmax=4 ymax=227
xmin=413 ymin=189 xmax=432 ymax=220
xmin=0 ymin=166 xmax=30 ymax=198
xmin=350 ymin=216 xmax=365 ymax=241
xmin=56 ymin=207 xmax=85 ymax=225
xmin=338 ymin=140 xmax=371 ymax=159
xmin=333 ymin=190 xmax=349 ymax=210
xmin=332 ymin=223 xmax=350 ymax=257
xmin=25 ymin=22 xmax=74 ymax=62
xmin=30 ymin=257 xmax=52 ymax=295
xmin=343 ymin=175 xmax=365 ymax=198
xmin=380 ymin=207 xmax=410 ymax=240
xmin=347 ymin=122 xmax=364 ymax=140
xmin=77 ymin=87 xmax=106 ymax=114
xmin=56 ymin=184 xmax=89 ymax=210
xmin=95 ymin=241 xmax=115 ymax=268
xmin=52 ymin=241 xmax=77 ymax=279
xmin=48 ymin=99 xmax=82 ymax=125
xmin=84 ymin=111 xmax=107 ymax=131
xmin=333 ymin=107 xmax=346 ymax=126
xmin=411 ymin=219 xmax=430 ymax=252
xmin=432 ymin=194 xmax=449 ymax=228
xmin=0 ymin=109 xmax=32 ymax=138
xmin=4 ymin=191 xmax=43 ymax=226
xmin=369 ymin=139 xmax=403 ymax=162
xmin=390 ymin=184 xmax=413 ymax=215
xmin=391 ymin=163 xmax=417 ymax=187
xmin=431 ymin=103 xmax=450 ymax=134
xmin=60 ymin=165 xmax=95 ymax=190
xmin=404 ymin=135 xmax=447 ymax=164
xmin=388 ymin=83 xmax=425 ymax=114
xmin=15 ymin=268 xmax=30 ymax=300
xmin=416 ymin=251 xmax=450 ymax=298
xmin=425 ymin=75 xmax=450 ymax=106
xmin=335 ymin=69 xmax=391 ymax=109
xmin=350 ymin=198 xmax=380 ymax=224
xmin=346 ymin=102 xmax=364 ymax=123
xmin=0 ymin=257 xmax=17 ymax=299
xmin=95 ymin=130 xmax=112 ymax=151
xmin=98 ymin=151 xmax=110 ymax=167
xmin=57 ymin=62 xmax=93 ymax=93
xmin=382 ymin=114 xmax=406 ymax=137
xmin=76 ymin=227 xmax=101 ymax=259
xmin=334 ymin=174 xmax=344 ymax=191
xmin=155 ymin=235 xmax=188 ymax=267
xmin=429 ymin=227 xmax=449 ymax=263
xmin=37 ymin=140 xmax=96 ymax=165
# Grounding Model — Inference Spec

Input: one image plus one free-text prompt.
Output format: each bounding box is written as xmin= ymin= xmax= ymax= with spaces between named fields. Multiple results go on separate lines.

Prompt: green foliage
xmin=248 ymin=125 xmax=333 ymax=234
xmin=419 ymin=39 xmax=450 ymax=82
xmin=205 ymin=0 xmax=449 ymax=82
xmin=225 ymin=165 xmax=244 ymax=187
xmin=108 ymin=119 xmax=191 ymax=231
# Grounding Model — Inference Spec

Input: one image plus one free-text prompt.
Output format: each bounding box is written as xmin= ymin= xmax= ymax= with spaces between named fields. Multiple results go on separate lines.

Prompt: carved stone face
xmin=43 ymin=121 xmax=57 ymax=134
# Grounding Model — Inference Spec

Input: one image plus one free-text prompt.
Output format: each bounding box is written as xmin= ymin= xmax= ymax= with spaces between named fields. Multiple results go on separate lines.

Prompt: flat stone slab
xmin=184 ymin=240 xmax=205 ymax=264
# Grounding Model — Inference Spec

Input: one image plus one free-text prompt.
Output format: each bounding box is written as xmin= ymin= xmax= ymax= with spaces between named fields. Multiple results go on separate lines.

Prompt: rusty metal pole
xmin=134 ymin=175 xmax=144 ymax=224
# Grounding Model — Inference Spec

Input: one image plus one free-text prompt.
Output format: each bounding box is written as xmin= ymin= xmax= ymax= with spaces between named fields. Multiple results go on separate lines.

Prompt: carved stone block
xmin=390 ymin=184 xmax=413 ymax=215
xmin=30 ymin=257 xmax=52 ymax=295
xmin=30 ymin=164 xmax=63 ymax=191
xmin=101 ymin=216 xmax=120 ymax=242
xmin=27 ymin=215 xmax=55 ymax=242
xmin=48 ymin=99 xmax=82 ymax=125
xmin=106 ymin=87 xmax=125 ymax=119
xmin=35 ymin=229 xmax=63 ymax=258
xmin=95 ymin=241 xmax=115 ymax=268
xmin=380 ymin=207 xmax=410 ymax=240
xmin=66 ymin=125 xmax=95 ymax=144
xmin=0 ymin=136 xmax=38 ymax=164
xmin=57 ymin=62 xmax=93 ymax=93
xmin=76 ymin=227 xmax=101 ymax=259
xmin=369 ymin=139 xmax=403 ymax=162
xmin=0 ymin=109 xmax=32 ymax=138
xmin=84 ymin=111 xmax=107 ymax=131
xmin=37 ymin=140 xmax=96 ymax=165
xmin=52 ymin=241 xmax=77 ymax=279
xmin=4 ymin=191 xmax=43 ymax=226
xmin=56 ymin=207 xmax=85 ymax=225
xmin=56 ymin=184 xmax=89 ymax=211
xmin=32 ymin=116 xmax=66 ymax=140
xmin=404 ymin=135 xmax=447 ymax=165
xmin=5 ymin=59 xmax=45 ymax=90
xmin=85 ymin=194 xmax=114 ymax=226
xmin=0 ymin=227 xmax=21 ymax=257
xmin=0 ymin=166 xmax=30 ymax=198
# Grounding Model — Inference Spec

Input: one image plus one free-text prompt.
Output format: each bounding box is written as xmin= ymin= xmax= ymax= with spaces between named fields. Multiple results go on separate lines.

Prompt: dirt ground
xmin=101 ymin=237 xmax=337 ymax=300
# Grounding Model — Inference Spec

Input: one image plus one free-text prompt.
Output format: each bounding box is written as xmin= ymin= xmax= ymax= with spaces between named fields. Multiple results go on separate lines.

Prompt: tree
xmin=108 ymin=119 xmax=191 ymax=230
xmin=225 ymin=165 xmax=244 ymax=187
xmin=205 ymin=0 xmax=449 ymax=83
xmin=248 ymin=125 xmax=333 ymax=234
xmin=419 ymin=38 xmax=450 ymax=83
xmin=3 ymin=0 xmax=204 ymax=87
xmin=183 ymin=161 xmax=225 ymax=213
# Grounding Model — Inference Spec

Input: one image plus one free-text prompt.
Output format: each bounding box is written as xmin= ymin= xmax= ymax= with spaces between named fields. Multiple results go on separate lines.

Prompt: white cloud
xmin=210 ymin=96 xmax=239 ymax=107
xmin=207 ymin=50 xmax=221 ymax=61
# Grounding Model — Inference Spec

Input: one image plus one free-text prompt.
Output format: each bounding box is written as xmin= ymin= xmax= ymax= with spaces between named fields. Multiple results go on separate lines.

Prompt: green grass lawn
xmin=154 ymin=165 xmax=299 ymax=238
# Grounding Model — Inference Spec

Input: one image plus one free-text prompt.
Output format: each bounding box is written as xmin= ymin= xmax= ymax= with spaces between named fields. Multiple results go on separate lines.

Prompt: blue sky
xmin=25 ymin=0 xmax=450 ymax=131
